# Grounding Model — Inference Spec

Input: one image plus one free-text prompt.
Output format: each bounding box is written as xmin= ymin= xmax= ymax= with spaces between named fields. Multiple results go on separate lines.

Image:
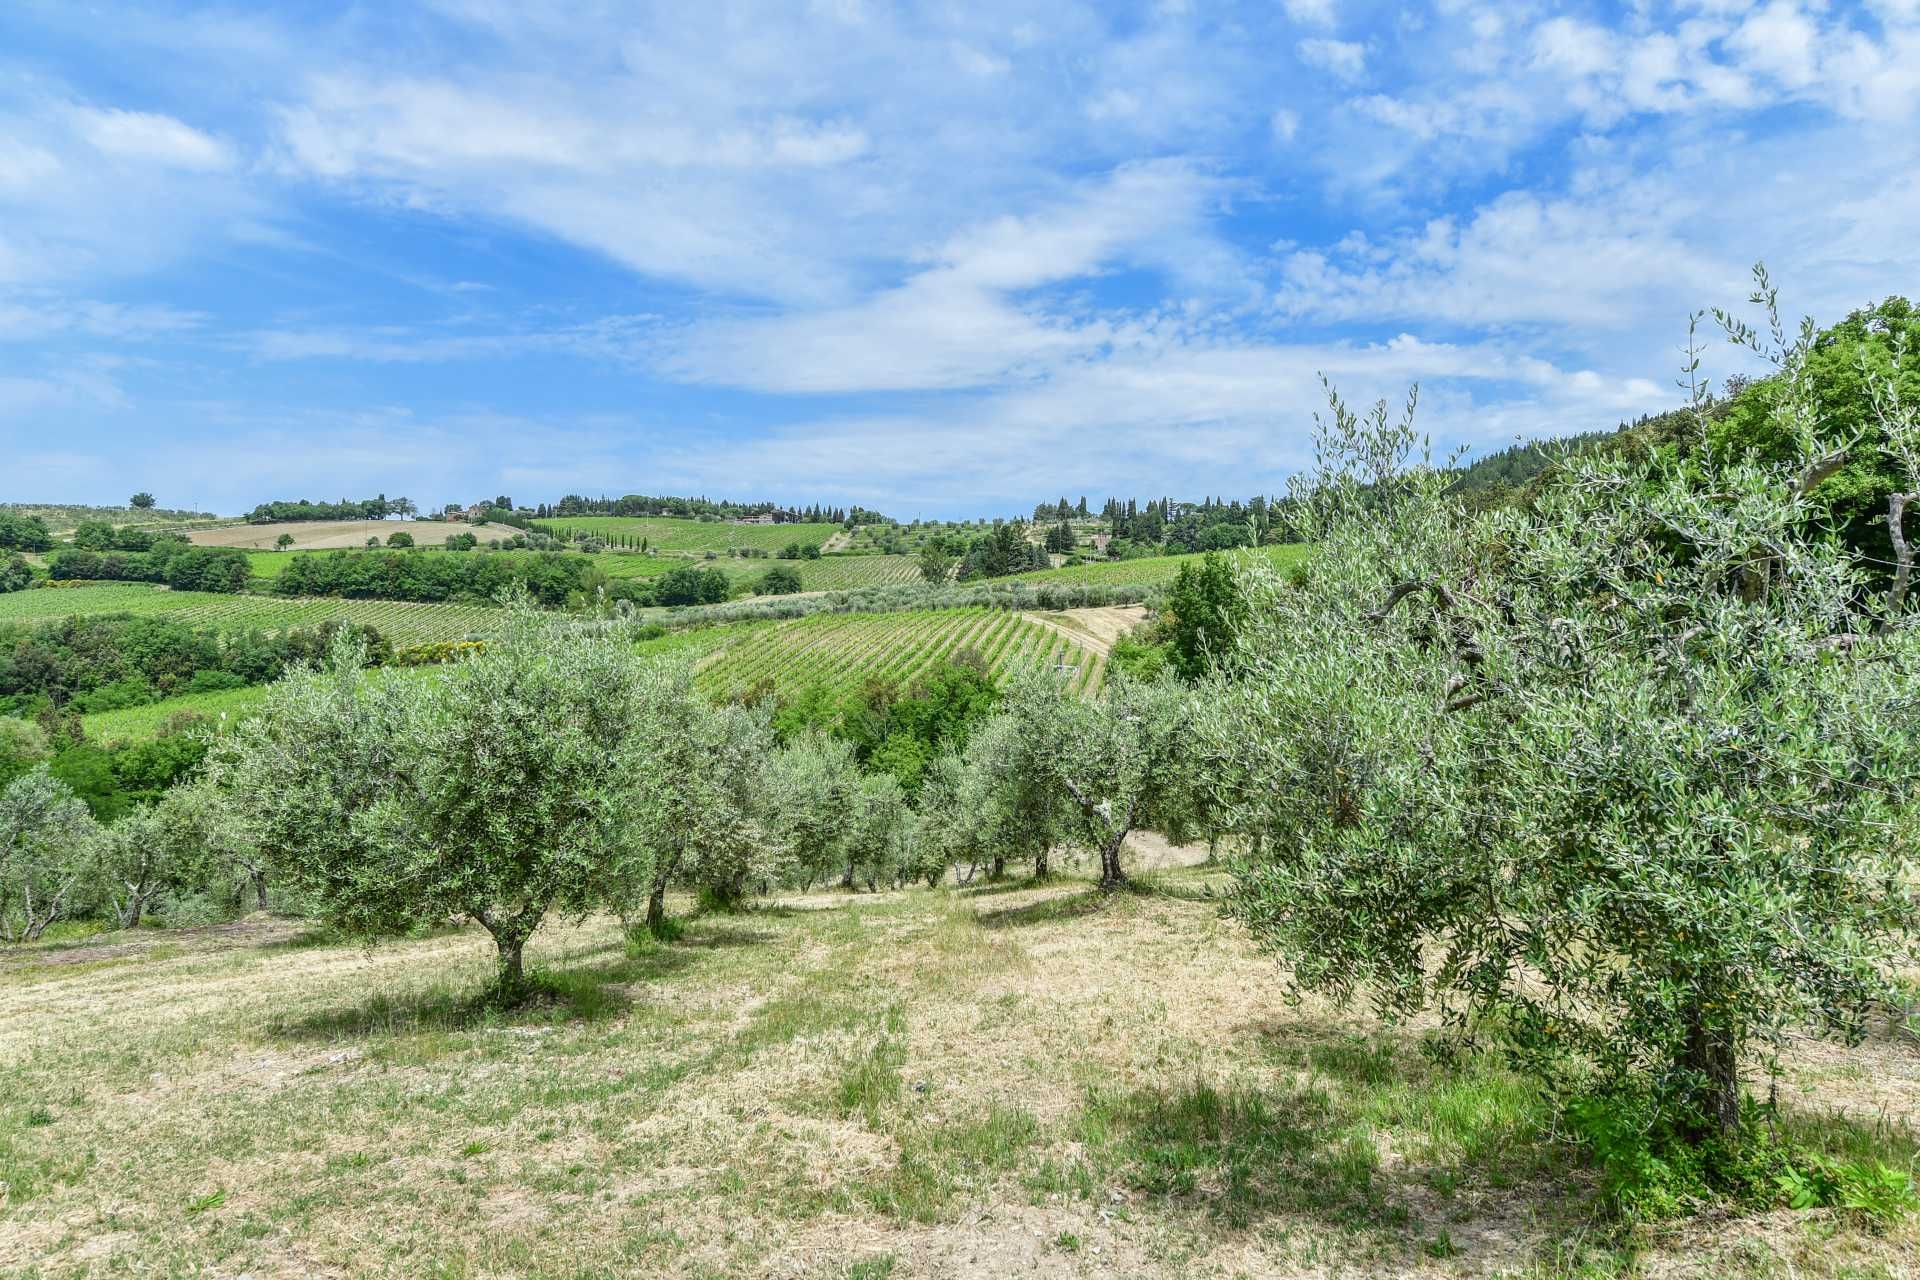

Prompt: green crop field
xmin=534 ymin=516 xmax=841 ymax=553
xmin=82 ymin=684 xmax=277 ymax=744
xmin=691 ymin=607 xmax=1107 ymax=702
xmin=241 ymin=547 xmax=920 ymax=595
xmin=243 ymin=547 xmax=690 ymax=583
xmin=0 ymin=584 xmax=502 ymax=647
xmin=82 ymin=666 xmax=451 ymax=744
xmin=717 ymin=554 xmax=922 ymax=591
xmin=994 ymin=542 xmax=1309 ymax=588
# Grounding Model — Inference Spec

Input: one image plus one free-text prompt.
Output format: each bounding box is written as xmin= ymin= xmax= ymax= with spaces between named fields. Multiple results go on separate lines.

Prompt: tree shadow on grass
xmin=266 ymin=966 xmax=635 ymax=1043
xmin=975 ymin=887 xmax=1116 ymax=930
xmin=676 ymin=920 xmax=780 ymax=949
xmin=954 ymin=875 xmax=1059 ymax=901
xmin=1053 ymin=1078 xmax=1392 ymax=1232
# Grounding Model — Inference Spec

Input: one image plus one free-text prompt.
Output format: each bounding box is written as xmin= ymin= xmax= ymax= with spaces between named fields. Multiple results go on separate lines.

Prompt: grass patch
xmin=267 ymin=967 xmax=629 ymax=1042
xmin=1074 ymin=1079 xmax=1384 ymax=1228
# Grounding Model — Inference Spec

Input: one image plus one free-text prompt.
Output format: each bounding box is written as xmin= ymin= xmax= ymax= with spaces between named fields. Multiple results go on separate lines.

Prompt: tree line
xmin=244 ymin=496 xmax=418 ymax=524
xmin=51 ymin=538 xmax=252 ymax=594
xmin=540 ymin=493 xmax=891 ymax=525
xmin=272 ymin=548 xmax=598 ymax=607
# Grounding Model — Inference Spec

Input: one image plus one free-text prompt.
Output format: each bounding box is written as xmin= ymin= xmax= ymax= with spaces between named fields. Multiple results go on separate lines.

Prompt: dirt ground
xmin=1029 ymin=605 xmax=1149 ymax=658
xmin=189 ymin=521 xmax=465 ymax=550
xmin=2 ymin=861 xmax=1915 ymax=1280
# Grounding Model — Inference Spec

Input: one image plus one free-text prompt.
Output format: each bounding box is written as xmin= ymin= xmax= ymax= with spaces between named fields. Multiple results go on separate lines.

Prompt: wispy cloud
xmin=1 ymin=0 xmax=1918 ymax=513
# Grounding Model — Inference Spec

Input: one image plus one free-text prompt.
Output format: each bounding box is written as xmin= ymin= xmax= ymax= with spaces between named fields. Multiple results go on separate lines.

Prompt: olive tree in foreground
xmin=1196 ymin=293 xmax=1920 ymax=1145
xmin=0 ymin=767 xmax=104 ymax=943
xmin=216 ymin=613 xmax=663 ymax=997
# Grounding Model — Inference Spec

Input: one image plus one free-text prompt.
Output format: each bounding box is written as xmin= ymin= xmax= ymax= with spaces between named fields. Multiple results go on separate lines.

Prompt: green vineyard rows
xmin=532 ymin=516 xmax=842 ymax=553
xmin=691 ymin=607 xmax=1106 ymax=702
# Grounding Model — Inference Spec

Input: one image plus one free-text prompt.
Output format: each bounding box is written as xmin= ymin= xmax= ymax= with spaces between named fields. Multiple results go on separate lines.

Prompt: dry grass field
xmin=189 ymin=522 xmax=467 ymax=551
xmin=2 ymin=855 xmax=1916 ymax=1279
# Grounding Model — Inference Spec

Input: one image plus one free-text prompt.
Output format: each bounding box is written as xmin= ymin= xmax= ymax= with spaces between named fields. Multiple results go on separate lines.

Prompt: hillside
xmin=240 ymin=547 xmax=924 ymax=594
xmin=992 ymin=543 xmax=1308 ymax=589
xmin=0 ymin=583 xmax=500 ymax=647
xmin=190 ymin=521 xmax=471 ymax=552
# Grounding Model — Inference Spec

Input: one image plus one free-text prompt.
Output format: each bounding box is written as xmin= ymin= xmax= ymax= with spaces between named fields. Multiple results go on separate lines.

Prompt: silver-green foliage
xmin=996 ymin=670 xmax=1196 ymax=885
xmin=0 ymin=767 xmax=104 ymax=942
xmin=617 ymin=689 xmax=787 ymax=933
xmin=215 ymin=610 xmax=673 ymax=992
xmin=1198 ymin=300 xmax=1920 ymax=1135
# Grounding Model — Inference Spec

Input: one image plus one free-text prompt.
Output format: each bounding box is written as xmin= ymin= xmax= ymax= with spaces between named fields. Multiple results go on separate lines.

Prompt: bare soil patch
xmin=1029 ymin=605 xmax=1148 ymax=658
xmin=189 ymin=521 xmax=463 ymax=550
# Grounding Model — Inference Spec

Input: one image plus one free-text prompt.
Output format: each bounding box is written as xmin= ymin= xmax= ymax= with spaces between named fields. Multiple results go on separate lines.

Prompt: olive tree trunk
xmin=1680 ymin=994 xmax=1742 ymax=1142
xmin=475 ymin=907 xmax=543 ymax=1001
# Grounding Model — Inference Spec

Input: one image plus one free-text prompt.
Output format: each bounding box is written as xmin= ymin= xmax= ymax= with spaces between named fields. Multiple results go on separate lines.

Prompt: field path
xmin=1025 ymin=604 xmax=1146 ymax=658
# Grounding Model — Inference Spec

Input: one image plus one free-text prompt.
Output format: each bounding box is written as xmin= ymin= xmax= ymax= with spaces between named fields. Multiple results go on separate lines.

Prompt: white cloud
xmin=70 ymin=107 xmax=233 ymax=170
xmin=1298 ymin=38 xmax=1368 ymax=83
xmin=1282 ymin=0 xmax=1338 ymax=29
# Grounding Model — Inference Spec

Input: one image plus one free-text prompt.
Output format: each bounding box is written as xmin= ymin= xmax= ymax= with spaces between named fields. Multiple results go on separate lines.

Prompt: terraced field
xmin=996 ymin=542 xmax=1309 ymax=588
xmin=533 ymin=516 xmax=841 ymax=553
xmin=692 ymin=607 xmax=1108 ymax=701
xmin=0 ymin=584 xmax=500 ymax=646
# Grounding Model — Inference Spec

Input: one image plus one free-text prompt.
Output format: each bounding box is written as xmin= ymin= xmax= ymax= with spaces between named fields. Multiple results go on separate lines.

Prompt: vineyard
xmin=763 ymin=554 xmax=921 ymax=590
xmin=997 ymin=542 xmax=1309 ymax=588
xmin=0 ymin=584 xmax=501 ymax=647
xmin=690 ymin=607 xmax=1108 ymax=702
xmin=532 ymin=516 xmax=841 ymax=553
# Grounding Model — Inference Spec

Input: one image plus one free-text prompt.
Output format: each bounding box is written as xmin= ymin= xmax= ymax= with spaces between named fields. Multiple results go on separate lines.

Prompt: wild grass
xmin=1 ymin=860 xmax=1913 ymax=1278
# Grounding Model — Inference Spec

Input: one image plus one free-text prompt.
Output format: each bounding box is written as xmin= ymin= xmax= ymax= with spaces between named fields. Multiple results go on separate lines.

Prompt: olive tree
xmin=844 ymin=772 xmax=910 ymax=891
xmin=768 ymin=732 xmax=865 ymax=890
xmin=1196 ymin=296 xmax=1920 ymax=1143
xmin=0 ymin=767 xmax=104 ymax=943
xmin=618 ymin=692 xmax=786 ymax=936
xmin=215 ymin=612 xmax=665 ymax=997
xmin=943 ymin=712 xmax=1070 ymax=881
xmin=102 ymin=782 xmax=243 ymax=929
xmin=998 ymin=671 xmax=1195 ymax=887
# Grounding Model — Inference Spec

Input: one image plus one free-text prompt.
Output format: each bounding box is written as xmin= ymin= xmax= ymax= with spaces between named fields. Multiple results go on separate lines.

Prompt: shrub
xmin=0 ymin=554 xmax=33 ymax=594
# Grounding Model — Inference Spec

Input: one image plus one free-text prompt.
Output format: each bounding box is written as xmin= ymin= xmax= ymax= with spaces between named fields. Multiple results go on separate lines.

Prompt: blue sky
xmin=2 ymin=0 xmax=1917 ymax=519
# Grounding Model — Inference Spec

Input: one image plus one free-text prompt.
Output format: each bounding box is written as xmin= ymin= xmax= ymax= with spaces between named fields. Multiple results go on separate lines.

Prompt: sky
xmin=2 ymin=1 xmax=1918 ymax=519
